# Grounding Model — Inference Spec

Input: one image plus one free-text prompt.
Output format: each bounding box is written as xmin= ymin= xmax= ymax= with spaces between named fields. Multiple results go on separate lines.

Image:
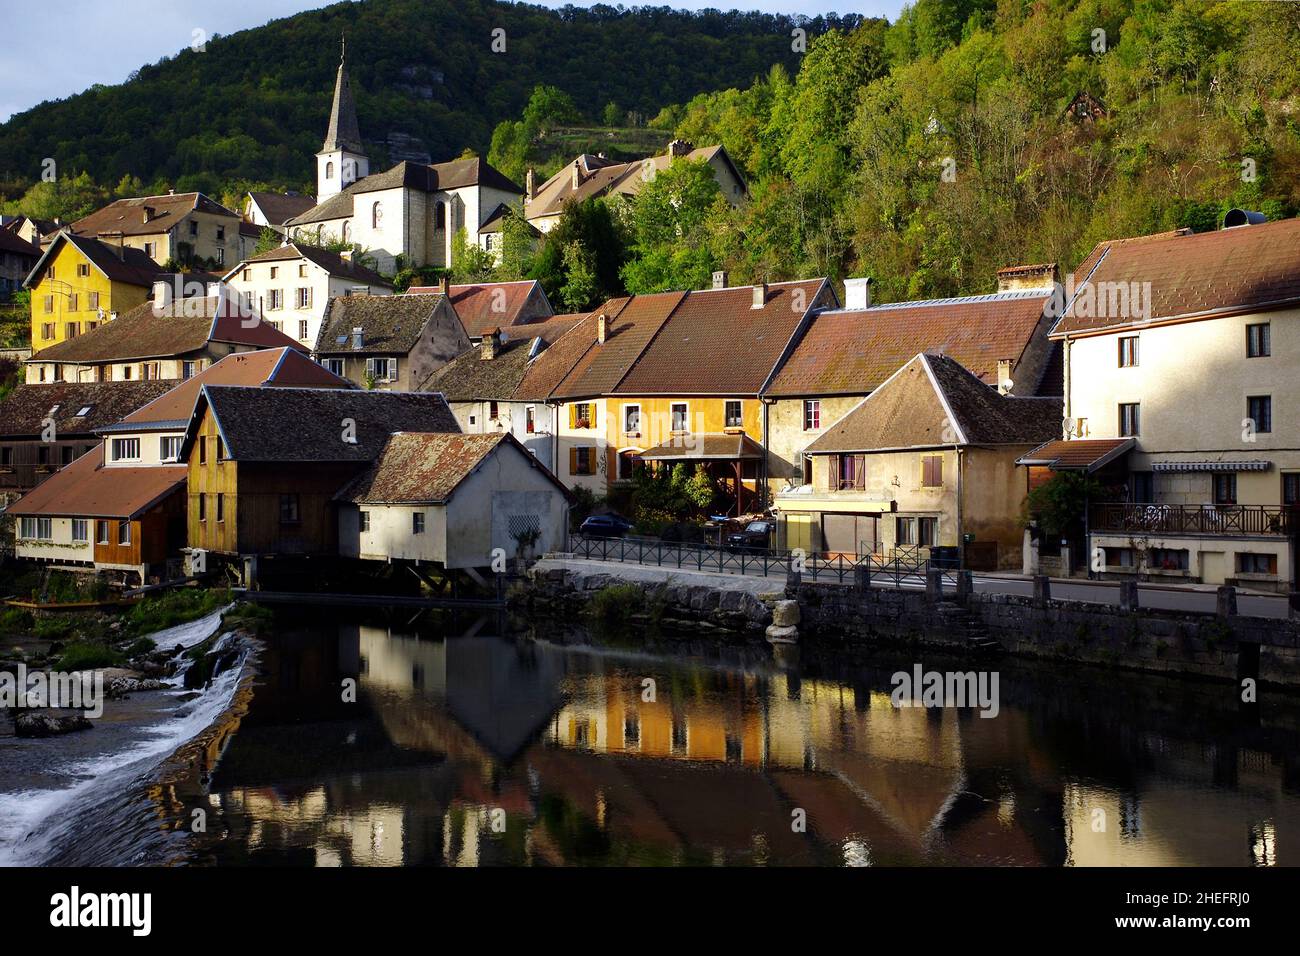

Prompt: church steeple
xmin=316 ymin=35 xmax=368 ymax=201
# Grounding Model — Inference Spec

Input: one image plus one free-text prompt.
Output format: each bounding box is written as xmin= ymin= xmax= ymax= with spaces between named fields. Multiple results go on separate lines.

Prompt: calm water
xmin=177 ymin=609 xmax=1300 ymax=867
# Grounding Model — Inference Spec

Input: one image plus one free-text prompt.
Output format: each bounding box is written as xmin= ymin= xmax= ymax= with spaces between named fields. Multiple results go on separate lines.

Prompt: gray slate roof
xmin=315 ymin=293 xmax=450 ymax=355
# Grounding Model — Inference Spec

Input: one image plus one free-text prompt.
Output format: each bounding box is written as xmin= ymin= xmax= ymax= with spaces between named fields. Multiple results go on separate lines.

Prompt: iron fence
xmin=1091 ymin=503 xmax=1297 ymax=537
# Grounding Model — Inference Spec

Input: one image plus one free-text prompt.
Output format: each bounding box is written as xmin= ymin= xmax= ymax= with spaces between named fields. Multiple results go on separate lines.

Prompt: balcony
xmin=1090 ymin=503 xmax=1297 ymax=537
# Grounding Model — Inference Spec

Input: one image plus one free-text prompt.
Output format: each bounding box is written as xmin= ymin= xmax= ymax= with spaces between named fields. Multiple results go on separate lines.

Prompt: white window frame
xmin=111 ymin=437 xmax=141 ymax=462
xmin=622 ymin=403 xmax=641 ymax=435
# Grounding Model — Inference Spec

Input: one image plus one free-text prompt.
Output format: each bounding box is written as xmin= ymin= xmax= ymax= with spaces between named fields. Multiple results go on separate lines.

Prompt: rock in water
xmin=15 ymin=711 xmax=93 ymax=737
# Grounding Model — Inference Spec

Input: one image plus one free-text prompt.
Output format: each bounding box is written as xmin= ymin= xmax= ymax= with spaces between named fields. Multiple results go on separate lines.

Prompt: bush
xmin=125 ymin=637 xmax=157 ymax=658
xmin=586 ymin=584 xmax=645 ymax=625
xmin=34 ymin=616 xmax=74 ymax=641
xmin=223 ymin=601 xmax=275 ymax=634
xmin=126 ymin=588 xmax=228 ymax=636
xmin=54 ymin=641 xmax=124 ymax=671
xmin=0 ymin=607 xmax=34 ymax=633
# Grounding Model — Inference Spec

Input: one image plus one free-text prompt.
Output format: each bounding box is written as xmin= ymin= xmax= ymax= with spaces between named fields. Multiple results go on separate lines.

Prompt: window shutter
xmin=569 ymin=447 xmax=578 ymax=474
xmin=390 ymin=358 xmax=398 ymax=381
xmin=590 ymin=404 xmax=596 ymax=429
xmin=569 ymin=405 xmax=577 ymax=429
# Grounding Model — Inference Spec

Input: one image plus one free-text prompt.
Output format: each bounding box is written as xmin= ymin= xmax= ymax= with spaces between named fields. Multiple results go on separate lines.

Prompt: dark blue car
xmin=579 ymin=514 xmax=634 ymax=538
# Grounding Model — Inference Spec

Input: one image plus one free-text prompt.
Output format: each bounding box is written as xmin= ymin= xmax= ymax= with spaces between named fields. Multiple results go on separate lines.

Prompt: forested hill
xmin=0 ymin=0 xmax=857 ymax=196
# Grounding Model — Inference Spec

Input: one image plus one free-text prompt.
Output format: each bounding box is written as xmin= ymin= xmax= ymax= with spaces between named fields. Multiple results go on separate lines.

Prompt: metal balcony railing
xmin=1090 ymin=503 xmax=1297 ymax=537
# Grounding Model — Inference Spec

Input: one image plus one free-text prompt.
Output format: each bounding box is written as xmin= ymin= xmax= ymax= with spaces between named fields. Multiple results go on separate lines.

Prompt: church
xmin=285 ymin=47 xmax=524 ymax=274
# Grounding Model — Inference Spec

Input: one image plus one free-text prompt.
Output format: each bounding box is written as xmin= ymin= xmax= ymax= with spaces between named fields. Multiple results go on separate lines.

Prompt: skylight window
xmin=75 ymin=405 xmax=93 ymax=417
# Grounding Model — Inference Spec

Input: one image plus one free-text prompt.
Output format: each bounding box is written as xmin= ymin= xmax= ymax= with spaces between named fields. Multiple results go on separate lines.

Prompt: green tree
xmin=601 ymin=101 xmax=622 ymax=127
xmin=620 ymin=159 xmax=725 ymax=293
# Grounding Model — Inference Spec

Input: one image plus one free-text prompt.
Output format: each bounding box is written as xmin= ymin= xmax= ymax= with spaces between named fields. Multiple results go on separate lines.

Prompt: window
xmin=371 ymin=201 xmax=383 ymax=229
xmin=670 ymin=402 xmax=688 ymax=432
xmin=37 ymin=445 xmax=49 ymax=466
xmin=296 ymin=287 xmax=311 ymax=309
xmin=152 ymin=435 xmax=181 ymax=463
xmin=359 ymin=510 xmax=370 ymax=532
xmin=68 ymin=294 xmax=78 ymax=312
xmin=435 ymin=202 xmax=446 ymax=232
xmin=1105 ymin=547 xmax=1135 ymax=568
xmin=299 ymin=265 xmax=307 ymax=278
xmin=279 ymin=494 xmax=300 ymax=524
xmin=189 ymin=220 xmax=199 ymax=237
xmin=918 ymin=516 xmax=938 ymax=547
xmin=895 ymin=517 xmax=917 ymax=546
xmin=803 ymin=400 xmax=820 ymax=430
xmin=117 ymin=520 xmax=131 ymax=546
xmin=570 ymin=403 xmax=594 ymax=429
xmin=121 ymin=365 xmax=132 ymax=380
xmin=326 ymin=161 xmax=334 ymax=179
xmin=141 ymin=362 xmax=160 ymax=380
xmin=1247 ymin=322 xmax=1271 ymax=358
xmin=1130 ymin=471 xmax=1154 ymax=503
xmin=65 ymin=322 xmax=77 ymax=338
xmin=216 ymin=493 xmax=225 ymax=523
xmin=365 ymin=357 xmax=398 ymax=382
xmin=837 ymin=454 xmax=865 ymax=490
xmin=182 ymin=361 xmax=196 ymax=380
xmin=270 ymin=267 xmax=279 ymax=279
xmin=1214 ymin=473 xmax=1237 ymax=505
xmin=88 ymin=292 xmax=99 ymax=311
xmin=1118 ymin=336 xmax=1139 ymax=367
xmin=268 ymin=289 xmax=283 ymax=310
xmin=216 ymin=437 xmax=227 ymax=460
xmin=72 ymin=519 xmax=88 ymax=542
xmin=199 ymin=436 xmax=207 ymax=464
xmin=111 ymin=437 xmax=140 ymax=461
xmin=622 ymin=405 xmax=640 ymax=434
xmin=1283 ymin=473 xmax=1300 ymax=506
xmin=489 ymin=400 xmax=500 ymax=420
xmin=525 ymin=406 xmax=536 ymax=434
xmin=1248 ymin=395 xmax=1272 ymax=434
xmin=325 ymin=358 xmax=344 ymax=376
xmin=216 ymin=225 xmax=225 ymax=242
xmin=77 ymin=263 xmax=90 ymax=278
xmin=570 ymin=446 xmax=596 ymax=476
xmin=921 ymin=454 xmax=943 ymax=488
xmin=242 ymin=269 xmax=251 ymax=281
xmin=1237 ymin=552 xmax=1277 ymax=575
xmin=96 ymin=520 xmax=110 ymax=544
xmin=412 ymin=511 xmax=425 ymax=534
xmin=19 ymin=517 xmax=52 ymax=540
xmin=1119 ymin=402 xmax=1140 ymax=437
xmin=61 ymin=446 xmax=75 ymax=465
xmin=143 ymin=242 xmax=156 ymax=259
xmin=298 ymin=319 xmax=309 ymax=341
xmin=0 ymin=447 xmax=10 ymax=468
xmin=198 ymin=494 xmax=206 ymax=522
xmin=725 ymin=400 xmax=743 ymax=428
xmin=42 ymin=298 xmax=53 ymax=315
xmin=1149 ymin=548 xmax=1188 ymax=571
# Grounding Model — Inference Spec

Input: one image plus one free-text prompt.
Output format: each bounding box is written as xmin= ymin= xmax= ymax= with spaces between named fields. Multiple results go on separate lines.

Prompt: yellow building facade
xmin=27 ymin=235 xmax=153 ymax=352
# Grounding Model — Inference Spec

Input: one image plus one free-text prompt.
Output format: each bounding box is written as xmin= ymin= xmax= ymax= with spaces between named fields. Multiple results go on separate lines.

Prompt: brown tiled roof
xmin=247 ymin=192 xmax=317 ymax=225
xmin=28 ymin=232 xmax=163 ymax=289
xmin=7 ymin=445 xmax=185 ymax=519
xmin=0 ymin=381 xmax=173 ymax=438
xmin=423 ymin=315 xmax=580 ymax=399
xmin=550 ymin=294 xmax=683 ymax=399
xmin=230 ymin=242 xmax=391 ymax=288
xmin=1050 ymin=219 xmax=1300 ymax=336
xmin=638 ymin=433 xmax=765 ymax=461
xmin=197 ymin=385 xmax=459 ymax=462
xmin=0 ymin=227 xmax=39 ymax=258
xmin=104 ymin=348 xmax=352 ymax=430
xmin=764 ymin=290 xmax=1051 ymax=398
xmin=1016 ymin=437 xmax=1135 ymax=471
xmin=806 ymin=353 xmax=1062 ymax=454
xmin=337 ymin=431 xmax=566 ymax=504
xmin=405 ymin=280 xmax=549 ymax=338
xmin=615 ymin=280 xmax=829 ymax=395
xmin=68 ymin=192 xmax=238 ymax=238
xmin=514 ymin=313 xmax=597 ymax=401
xmin=28 ymin=296 xmax=303 ymax=364
xmin=314 ymin=293 xmax=454 ymax=355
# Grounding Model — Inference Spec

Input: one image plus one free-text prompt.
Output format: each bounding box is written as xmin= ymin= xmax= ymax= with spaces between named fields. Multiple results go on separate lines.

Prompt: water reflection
xmin=191 ymin=614 xmax=1300 ymax=867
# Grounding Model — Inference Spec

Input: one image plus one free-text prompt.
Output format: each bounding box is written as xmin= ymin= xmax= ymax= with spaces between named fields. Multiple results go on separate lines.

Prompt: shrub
xmin=54 ymin=641 xmax=124 ymax=670
xmin=0 ymin=607 xmax=34 ymax=633
xmin=34 ymin=616 xmax=74 ymax=641
xmin=587 ymin=584 xmax=644 ymax=625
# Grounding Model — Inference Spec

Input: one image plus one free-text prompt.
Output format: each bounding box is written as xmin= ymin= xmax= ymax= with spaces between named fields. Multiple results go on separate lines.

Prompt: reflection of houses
xmin=777 ymin=353 xmax=1060 ymax=567
xmin=1028 ymin=216 xmax=1300 ymax=589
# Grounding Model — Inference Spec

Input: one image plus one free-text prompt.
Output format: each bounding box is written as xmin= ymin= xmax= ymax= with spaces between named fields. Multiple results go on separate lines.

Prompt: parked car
xmin=725 ymin=519 xmax=775 ymax=552
xmin=579 ymin=513 xmax=634 ymax=538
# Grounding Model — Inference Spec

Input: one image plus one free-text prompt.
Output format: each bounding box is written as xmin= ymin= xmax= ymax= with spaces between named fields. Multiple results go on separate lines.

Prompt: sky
xmin=0 ymin=0 xmax=906 ymax=123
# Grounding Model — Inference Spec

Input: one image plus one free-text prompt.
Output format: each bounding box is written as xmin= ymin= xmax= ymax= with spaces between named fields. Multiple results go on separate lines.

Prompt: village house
xmin=0 ymin=380 xmax=172 ymax=495
xmin=8 ymin=348 xmax=351 ymax=584
xmin=523 ymin=141 xmax=746 ymax=234
xmin=0 ymin=226 xmax=40 ymax=299
xmin=476 ymin=202 xmax=540 ymax=263
xmin=1023 ymin=214 xmax=1300 ymax=591
xmin=181 ymin=386 xmax=460 ymax=580
xmin=336 ymin=431 xmax=571 ymax=570
xmin=223 ymin=242 xmax=393 ymax=348
xmin=24 ymin=231 xmax=162 ymax=351
xmin=244 ymin=191 xmax=317 ymax=232
xmin=313 ymin=286 xmax=469 ymax=390
xmin=1 ymin=215 xmax=61 ymax=248
xmin=66 ymin=190 xmax=241 ymax=269
xmin=406 ymin=278 xmax=554 ymax=339
xmin=24 ymin=290 xmax=303 ymax=384
xmin=284 ymin=48 xmax=523 ymax=274
xmin=777 ymin=352 xmax=1060 ymax=568
xmin=423 ymin=315 xmax=586 ymax=465
xmin=761 ymin=267 xmax=1063 ymax=499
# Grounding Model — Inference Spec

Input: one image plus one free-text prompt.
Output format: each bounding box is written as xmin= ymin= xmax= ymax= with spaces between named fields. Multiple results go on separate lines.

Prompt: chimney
xmin=997 ymin=359 xmax=1014 ymax=395
xmin=711 ymin=270 xmax=728 ymax=290
xmin=440 ymin=273 xmax=451 ymax=298
xmin=843 ymin=276 xmax=873 ymax=310
xmin=596 ymin=312 xmax=608 ymax=344
xmin=339 ymin=248 xmax=352 ymax=262
xmin=571 ymin=160 xmax=583 ymax=190
xmin=525 ymin=168 xmax=536 ymax=201
xmin=481 ymin=328 xmax=501 ymax=360
xmin=996 ymin=263 xmax=1058 ymax=293
xmin=666 ymin=139 xmax=693 ymax=162
xmin=1223 ymin=208 xmax=1266 ymax=229
xmin=751 ymin=282 xmax=767 ymax=309
xmin=142 ymin=206 xmax=155 ymax=224
xmin=152 ymin=279 xmax=173 ymax=307
xmin=352 ymin=326 xmax=364 ymax=349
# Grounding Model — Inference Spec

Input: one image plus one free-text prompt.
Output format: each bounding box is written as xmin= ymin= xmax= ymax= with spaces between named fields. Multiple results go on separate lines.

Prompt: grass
xmin=54 ymin=641 xmax=125 ymax=671
xmin=587 ymin=583 xmax=646 ymax=626
xmin=222 ymin=601 xmax=275 ymax=634
xmin=125 ymin=588 xmax=229 ymax=636
xmin=0 ymin=607 xmax=34 ymax=633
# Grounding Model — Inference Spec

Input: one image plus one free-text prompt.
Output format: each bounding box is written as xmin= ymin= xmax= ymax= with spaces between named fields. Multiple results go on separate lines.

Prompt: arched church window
xmin=372 ymin=201 xmax=383 ymax=229
xmin=326 ymin=161 xmax=334 ymax=179
xmin=342 ymin=221 xmax=351 ymax=243
xmin=435 ymin=202 xmax=446 ymax=232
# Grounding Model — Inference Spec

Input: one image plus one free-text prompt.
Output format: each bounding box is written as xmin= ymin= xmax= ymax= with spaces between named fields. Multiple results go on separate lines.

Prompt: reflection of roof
xmin=807 ymin=353 xmax=1062 ymax=454
xmin=1017 ymin=437 xmax=1135 ymax=471
xmin=0 ymin=380 xmax=173 ymax=437
xmin=639 ymin=433 xmax=765 ymax=461
xmin=7 ymin=445 xmax=184 ymax=518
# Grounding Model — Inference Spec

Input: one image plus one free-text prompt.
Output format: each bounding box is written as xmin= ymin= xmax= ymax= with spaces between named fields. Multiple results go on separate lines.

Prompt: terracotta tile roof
xmin=315 ymin=293 xmax=451 ymax=355
xmin=423 ymin=314 xmax=582 ymax=399
xmin=68 ymin=192 xmax=238 ymax=238
xmin=406 ymin=280 xmax=549 ymax=338
xmin=229 ymin=242 xmax=391 ymax=288
xmin=1051 ymin=219 xmax=1300 ymax=336
xmin=7 ymin=445 xmax=185 ymax=519
xmin=104 ymin=348 xmax=352 ymax=431
xmin=337 ymin=431 xmax=567 ymax=504
xmin=197 ymin=385 xmax=459 ymax=462
xmin=0 ymin=380 xmax=174 ymax=437
xmin=1016 ymin=437 xmax=1135 ymax=471
xmin=27 ymin=295 xmax=303 ymax=364
xmin=549 ymin=294 xmax=683 ymax=399
xmin=638 ymin=432 xmax=765 ymax=461
xmin=764 ymin=289 xmax=1051 ymax=398
xmin=807 ymin=353 xmax=1062 ymax=454
xmin=514 ymin=313 xmax=597 ymax=401
xmin=615 ymin=280 xmax=830 ymax=395
xmin=28 ymin=232 xmax=163 ymax=290
xmin=247 ymin=192 xmax=317 ymax=226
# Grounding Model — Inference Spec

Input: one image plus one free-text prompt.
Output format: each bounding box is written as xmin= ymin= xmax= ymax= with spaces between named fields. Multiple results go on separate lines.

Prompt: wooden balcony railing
xmin=1090 ymin=503 xmax=1297 ymax=537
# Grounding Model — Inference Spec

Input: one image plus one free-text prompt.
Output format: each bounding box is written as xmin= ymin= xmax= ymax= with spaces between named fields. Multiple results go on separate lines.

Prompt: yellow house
xmin=25 ymin=232 xmax=158 ymax=352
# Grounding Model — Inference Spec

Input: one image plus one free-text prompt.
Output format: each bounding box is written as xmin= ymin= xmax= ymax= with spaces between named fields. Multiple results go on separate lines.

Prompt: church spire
xmin=323 ymin=36 xmax=363 ymax=153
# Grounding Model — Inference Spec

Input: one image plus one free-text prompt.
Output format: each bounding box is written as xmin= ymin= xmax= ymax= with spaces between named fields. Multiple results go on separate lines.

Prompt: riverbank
xmin=520 ymin=558 xmax=1300 ymax=687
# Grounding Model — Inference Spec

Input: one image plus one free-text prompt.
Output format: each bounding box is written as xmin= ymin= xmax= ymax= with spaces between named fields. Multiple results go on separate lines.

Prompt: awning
xmin=1151 ymin=460 xmax=1271 ymax=473
xmin=1016 ymin=437 xmax=1135 ymax=472
xmin=637 ymin=432 xmax=764 ymax=462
